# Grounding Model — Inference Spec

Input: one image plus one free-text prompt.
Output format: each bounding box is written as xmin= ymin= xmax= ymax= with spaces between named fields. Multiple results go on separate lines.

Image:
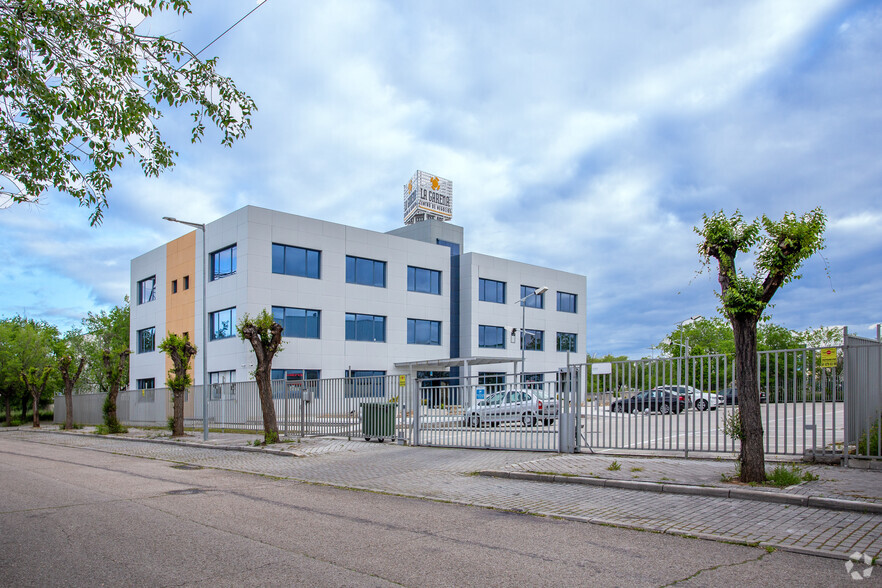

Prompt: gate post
xmin=559 ymin=364 xmax=576 ymax=453
xmin=411 ymin=373 xmax=421 ymax=447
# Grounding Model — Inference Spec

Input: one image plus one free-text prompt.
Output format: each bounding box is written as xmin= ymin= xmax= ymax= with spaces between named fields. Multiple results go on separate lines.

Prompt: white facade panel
xmin=131 ymin=205 xmax=585 ymax=388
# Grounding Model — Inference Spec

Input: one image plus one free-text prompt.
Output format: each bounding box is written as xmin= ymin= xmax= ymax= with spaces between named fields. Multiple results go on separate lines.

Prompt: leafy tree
xmin=58 ymin=350 xmax=86 ymax=430
xmin=100 ymin=348 xmax=130 ymax=433
xmin=0 ymin=0 xmax=255 ymax=224
xmin=158 ymin=332 xmax=196 ymax=437
xmin=20 ymin=366 xmax=51 ymax=427
xmin=237 ymin=309 xmax=283 ymax=444
xmin=697 ymin=208 xmax=826 ymax=483
xmin=81 ymin=297 xmax=130 ymax=393
xmin=0 ymin=316 xmax=60 ymax=424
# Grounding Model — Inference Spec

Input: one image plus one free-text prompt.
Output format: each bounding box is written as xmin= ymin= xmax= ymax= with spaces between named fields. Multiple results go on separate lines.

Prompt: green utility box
xmin=361 ymin=402 xmax=396 ymax=442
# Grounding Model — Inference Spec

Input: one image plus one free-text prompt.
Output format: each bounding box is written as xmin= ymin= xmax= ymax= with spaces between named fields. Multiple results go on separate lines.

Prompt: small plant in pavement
xmin=608 ymin=460 xmax=622 ymax=471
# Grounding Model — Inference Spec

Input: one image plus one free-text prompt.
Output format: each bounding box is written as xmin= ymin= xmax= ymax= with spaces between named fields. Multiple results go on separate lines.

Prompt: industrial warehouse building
xmin=129 ymin=172 xmax=586 ymax=391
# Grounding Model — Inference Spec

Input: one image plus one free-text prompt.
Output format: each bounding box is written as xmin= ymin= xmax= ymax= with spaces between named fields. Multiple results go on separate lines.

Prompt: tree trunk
xmin=255 ymin=364 xmax=278 ymax=443
xmin=65 ymin=391 xmax=74 ymax=430
xmin=31 ymin=390 xmax=40 ymax=428
xmin=173 ymin=390 xmax=185 ymax=437
xmin=732 ymin=315 xmax=766 ymax=483
xmin=4 ymin=395 xmax=10 ymax=426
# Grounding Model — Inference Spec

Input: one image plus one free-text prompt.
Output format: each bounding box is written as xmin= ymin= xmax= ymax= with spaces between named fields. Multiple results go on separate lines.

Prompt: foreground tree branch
xmin=0 ymin=0 xmax=256 ymax=224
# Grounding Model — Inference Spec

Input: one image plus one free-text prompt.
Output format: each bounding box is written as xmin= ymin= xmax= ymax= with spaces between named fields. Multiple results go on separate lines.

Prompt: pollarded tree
xmin=158 ymin=332 xmax=196 ymax=437
xmin=101 ymin=348 xmax=131 ymax=434
xmin=0 ymin=0 xmax=256 ymax=224
xmin=697 ymin=209 xmax=826 ymax=483
xmin=20 ymin=366 xmax=51 ymax=427
xmin=58 ymin=353 xmax=86 ymax=430
xmin=237 ymin=310 xmax=283 ymax=444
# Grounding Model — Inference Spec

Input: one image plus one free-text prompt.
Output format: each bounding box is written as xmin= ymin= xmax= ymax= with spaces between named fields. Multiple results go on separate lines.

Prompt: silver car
xmin=465 ymin=389 xmax=557 ymax=427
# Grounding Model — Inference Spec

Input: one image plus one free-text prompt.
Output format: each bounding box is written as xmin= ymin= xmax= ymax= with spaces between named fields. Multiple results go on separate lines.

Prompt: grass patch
xmin=630 ymin=466 xmax=643 ymax=472
xmin=59 ymin=423 xmax=83 ymax=430
xmin=765 ymin=464 xmax=818 ymax=487
xmin=607 ymin=460 xmax=622 ymax=472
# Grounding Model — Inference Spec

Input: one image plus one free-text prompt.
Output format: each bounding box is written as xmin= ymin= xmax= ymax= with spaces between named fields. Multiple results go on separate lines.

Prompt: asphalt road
xmin=0 ymin=435 xmax=873 ymax=587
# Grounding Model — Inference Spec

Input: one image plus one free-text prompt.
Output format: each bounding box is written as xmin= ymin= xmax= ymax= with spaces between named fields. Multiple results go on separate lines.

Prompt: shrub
xmin=857 ymin=415 xmax=881 ymax=457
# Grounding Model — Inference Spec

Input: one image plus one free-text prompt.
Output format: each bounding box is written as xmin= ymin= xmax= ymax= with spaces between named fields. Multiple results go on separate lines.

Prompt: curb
xmin=34 ymin=429 xmax=306 ymax=458
xmin=477 ymin=470 xmax=882 ymax=515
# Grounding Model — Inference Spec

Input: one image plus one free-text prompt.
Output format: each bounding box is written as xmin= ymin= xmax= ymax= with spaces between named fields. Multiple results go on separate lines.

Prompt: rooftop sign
xmin=403 ymin=170 xmax=452 ymax=224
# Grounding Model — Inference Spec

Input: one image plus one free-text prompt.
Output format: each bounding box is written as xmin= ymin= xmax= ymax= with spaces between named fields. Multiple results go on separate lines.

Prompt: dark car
xmin=718 ymin=388 xmax=767 ymax=405
xmin=610 ymin=390 xmax=687 ymax=414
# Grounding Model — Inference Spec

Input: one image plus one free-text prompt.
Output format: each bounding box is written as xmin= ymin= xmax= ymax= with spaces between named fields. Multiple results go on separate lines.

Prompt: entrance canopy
xmin=394 ymin=356 xmax=522 ymax=379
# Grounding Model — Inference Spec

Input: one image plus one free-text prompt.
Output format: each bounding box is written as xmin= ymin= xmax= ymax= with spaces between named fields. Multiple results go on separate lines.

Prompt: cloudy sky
xmin=1 ymin=0 xmax=880 ymax=358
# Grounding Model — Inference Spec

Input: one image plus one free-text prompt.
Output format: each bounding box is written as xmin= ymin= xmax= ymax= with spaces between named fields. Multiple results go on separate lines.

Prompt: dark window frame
xmin=209 ymin=307 xmax=236 ymax=341
xmin=556 ymin=332 xmax=577 ymax=352
xmin=407 ymin=266 xmax=442 ymax=295
xmin=478 ymin=325 xmax=506 ymax=349
xmin=210 ymin=244 xmax=237 ymax=281
xmin=345 ymin=313 xmax=386 ymax=342
xmin=557 ymin=291 xmax=577 ymax=313
xmin=271 ymin=306 xmax=321 ymax=339
xmin=272 ymin=243 xmax=321 ymax=279
xmin=478 ymin=278 xmax=506 ymax=304
xmin=520 ymin=285 xmax=545 ymax=309
xmin=137 ymin=326 xmax=155 ymax=353
xmin=346 ymin=255 xmax=387 ymax=288
xmin=407 ymin=318 xmax=442 ymax=345
xmin=137 ymin=276 xmax=156 ymax=305
xmin=521 ymin=329 xmax=544 ymax=351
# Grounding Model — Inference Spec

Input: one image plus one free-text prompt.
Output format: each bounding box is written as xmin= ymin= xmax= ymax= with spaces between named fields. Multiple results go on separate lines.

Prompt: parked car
xmin=655 ymin=385 xmax=718 ymax=411
xmin=465 ymin=389 xmax=556 ymax=427
xmin=609 ymin=390 xmax=686 ymax=414
xmin=717 ymin=388 xmax=767 ymax=405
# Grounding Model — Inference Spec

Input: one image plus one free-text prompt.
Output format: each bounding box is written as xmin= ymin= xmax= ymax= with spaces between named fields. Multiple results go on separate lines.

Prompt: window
xmin=183 ymin=275 xmax=190 ymax=290
xmin=479 ymin=278 xmax=505 ymax=303
xmin=478 ymin=325 xmax=506 ymax=349
xmin=137 ymin=327 xmax=155 ymax=353
xmin=407 ymin=266 xmax=441 ymax=294
xmin=557 ymin=291 xmax=577 ymax=313
xmin=137 ymin=276 xmax=156 ymax=304
xmin=272 ymin=243 xmax=321 ymax=279
xmin=345 ymin=313 xmax=386 ymax=342
xmin=210 ymin=244 xmax=237 ymax=280
xmin=271 ymin=369 xmax=321 ymax=381
xmin=209 ymin=307 xmax=236 ymax=340
xmin=346 ymin=256 xmax=386 ymax=287
xmin=521 ymin=329 xmax=544 ymax=351
xmin=408 ymin=319 xmax=442 ymax=345
xmin=209 ymin=370 xmax=236 ymax=400
xmin=171 ymin=279 xmax=178 ymax=294
xmin=520 ymin=285 xmax=544 ymax=308
xmin=272 ymin=306 xmax=320 ymax=339
xmin=136 ymin=378 xmax=155 ymax=390
xmin=557 ymin=332 xmax=577 ymax=352
xmin=345 ymin=370 xmax=386 ymax=398
xmin=521 ymin=373 xmax=544 ymax=390
xmin=479 ymin=372 xmax=506 ymax=393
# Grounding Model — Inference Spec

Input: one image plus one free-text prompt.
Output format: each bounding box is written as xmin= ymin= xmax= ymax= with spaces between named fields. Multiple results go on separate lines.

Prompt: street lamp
xmin=515 ymin=286 xmax=548 ymax=385
xmin=163 ymin=216 xmax=209 ymax=441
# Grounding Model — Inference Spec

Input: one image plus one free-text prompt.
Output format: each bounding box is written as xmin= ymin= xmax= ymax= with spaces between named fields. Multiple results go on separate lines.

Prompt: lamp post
xmin=515 ymin=286 xmax=548 ymax=386
xmin=163 ymin=216 xmax=209 ymax=441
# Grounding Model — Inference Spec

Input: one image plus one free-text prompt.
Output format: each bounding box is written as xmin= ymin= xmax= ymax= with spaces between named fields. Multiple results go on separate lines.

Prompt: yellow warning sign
xmin=399 ymin=375 xmax=406 ymax=387
xmin=819 ymin=348 xmax=837 ymax=368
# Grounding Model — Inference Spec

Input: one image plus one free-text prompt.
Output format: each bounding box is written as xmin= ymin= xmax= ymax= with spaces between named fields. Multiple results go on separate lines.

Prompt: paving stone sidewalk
xmin=498 ymin=453 xmax=882 ymax=506
xmin=7 ymin=426 xmax=882 ymax=561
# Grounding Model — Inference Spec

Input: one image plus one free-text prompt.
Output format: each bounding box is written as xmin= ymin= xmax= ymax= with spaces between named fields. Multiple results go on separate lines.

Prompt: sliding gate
xmin=410 ymin=369 xmax=581 ymax=452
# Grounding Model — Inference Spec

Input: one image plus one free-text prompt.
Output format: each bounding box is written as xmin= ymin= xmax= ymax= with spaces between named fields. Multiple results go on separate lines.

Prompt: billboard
xmin=403 ymin=170 xmax=453 ymax=224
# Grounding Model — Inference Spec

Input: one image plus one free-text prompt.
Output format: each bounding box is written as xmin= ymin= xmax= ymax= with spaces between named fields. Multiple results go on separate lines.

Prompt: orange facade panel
xmin=165 ymin=231 xmax=196 ymax=379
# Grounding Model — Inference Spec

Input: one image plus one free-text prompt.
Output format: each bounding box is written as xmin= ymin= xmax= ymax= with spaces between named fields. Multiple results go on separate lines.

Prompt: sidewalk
xmin=7 ymin=425 xmax=882 ymax=561
xmin=23 ymin=424 xmax=882 ymax=513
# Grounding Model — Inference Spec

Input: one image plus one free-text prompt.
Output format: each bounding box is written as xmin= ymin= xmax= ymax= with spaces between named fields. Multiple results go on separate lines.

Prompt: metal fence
xmin=53 ymin=331 xmax=879 ymax=462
